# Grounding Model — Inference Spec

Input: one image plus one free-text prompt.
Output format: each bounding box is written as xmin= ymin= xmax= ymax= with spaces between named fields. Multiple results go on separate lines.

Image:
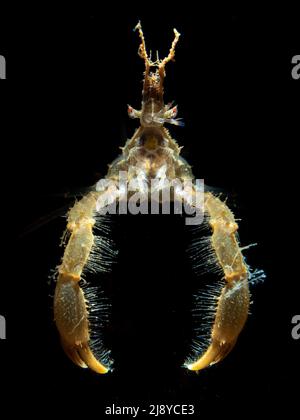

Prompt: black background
xmin=0 ymin=4 xmax=299 ymax=417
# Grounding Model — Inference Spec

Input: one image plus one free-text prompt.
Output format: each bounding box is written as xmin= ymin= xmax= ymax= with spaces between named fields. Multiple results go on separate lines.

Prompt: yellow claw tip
xmin=61 ymin=339 xmax=110 ymax=374
xmin=184 ymin=361 xmax=207 ymax=372
xmin=185 ymin=363 xmax=196 ymax=371
xmin=77 ymin=345 xmax=110 ymax=374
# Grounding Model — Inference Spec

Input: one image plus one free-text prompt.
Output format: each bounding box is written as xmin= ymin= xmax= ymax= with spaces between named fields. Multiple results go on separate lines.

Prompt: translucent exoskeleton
xmin=54 ymin=22 xmax=264 ymax=374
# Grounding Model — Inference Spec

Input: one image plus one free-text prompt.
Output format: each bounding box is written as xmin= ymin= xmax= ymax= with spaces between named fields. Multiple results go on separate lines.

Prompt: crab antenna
xmin=134 ymin=21 xmax=181 ymax=102
xmin=134 ymin=21 xmax=152 ymax=68
xmin=159 ymin=28 xmax=181 ymax=70
xmin=134 ymin=21 xmax=181 ymax=70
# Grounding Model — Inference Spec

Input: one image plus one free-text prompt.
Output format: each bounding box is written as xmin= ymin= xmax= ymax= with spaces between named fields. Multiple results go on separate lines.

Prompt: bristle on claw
xmin=185 ymin=278 xmax=225 ymax=367
xmin=81 ymin=283 xmax=114 ymax=370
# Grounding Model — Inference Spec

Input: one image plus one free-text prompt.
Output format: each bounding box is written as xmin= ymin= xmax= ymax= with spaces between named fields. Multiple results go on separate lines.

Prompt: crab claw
xmin=54 ymin=273 xmax=109 ymax=374
xmin=61 ymin=340 xmax=108 ymax=374
xmin=186 ymin=278 xmax=250 ymax=371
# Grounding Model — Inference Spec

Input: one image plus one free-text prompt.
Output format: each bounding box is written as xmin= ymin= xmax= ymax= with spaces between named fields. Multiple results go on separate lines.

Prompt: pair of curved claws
xmin=54 ymin=192 xmax=250 ymax=375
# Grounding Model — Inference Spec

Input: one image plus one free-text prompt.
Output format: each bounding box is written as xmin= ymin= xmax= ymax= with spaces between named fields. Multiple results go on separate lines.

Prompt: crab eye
xmin=127 ymin=105 xmax=133 ymax=116
xmin=171 ymin=105 xmax=178 ymax=117
xmin=127 ymin=105 xmax=141 ymax=119
xmin=164 ymin=105 xmax=178 ymax=120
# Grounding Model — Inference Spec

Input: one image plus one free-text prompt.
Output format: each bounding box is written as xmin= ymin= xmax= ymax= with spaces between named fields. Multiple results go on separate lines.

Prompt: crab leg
xmin=54 ymin=190 xmax=112 ymax=374
xmin=186 ymin=192 xmax=250 ymax=371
